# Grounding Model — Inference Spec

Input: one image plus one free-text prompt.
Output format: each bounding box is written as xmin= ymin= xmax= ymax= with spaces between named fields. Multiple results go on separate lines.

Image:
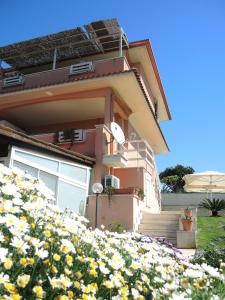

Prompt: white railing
xmin=116 ymin=139 xmax=154 ymax=168
xmin=113 ymin=139 xmax=161 ymax=206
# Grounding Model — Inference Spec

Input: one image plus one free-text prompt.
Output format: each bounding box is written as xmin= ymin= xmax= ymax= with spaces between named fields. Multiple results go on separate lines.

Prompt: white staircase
xmin=138 ymin=212 xmax=181 ymax=246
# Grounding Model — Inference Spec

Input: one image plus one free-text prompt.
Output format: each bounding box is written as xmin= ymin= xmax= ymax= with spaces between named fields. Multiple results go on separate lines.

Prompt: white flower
xmin=2 ymin=214 xmax=19 ymax=227
xmin=108 ymin=253 xmax=125 ymax=270
xmin=131 ymin=288 xmax=140 ymax=298
xmin=60 ymin=239 xmax=75 ymax=253
xmin=1 ymin=184 xmax=18 ymax=196
xmin=201 ymin=263 xmax=221 ymax=278
xmin=169 ymin=292 xmax=191 ymax=300
xmin=50 ymin=275 xmax=72 ymax=289
xmin=0 ymin=272 xmax=9 ymax=284
xmin=0 ymin=248 xmax=8 ymax=262
xmin=30 ymin=237 xmax=43 ymax=248
xmin=10 ymin=237 xmax=29 ymax=253
xmin=35 ymin=248 xmax=49 ymax=259
xmin=183 ymin=268 xmax=203 ymax=279
xmin=17 ymin=219 xmax=30 ymax=232
xmin=12 ymin=197 xmax=24 ymax=206
xmin=99 ymin=264 xmax=110 ymax=275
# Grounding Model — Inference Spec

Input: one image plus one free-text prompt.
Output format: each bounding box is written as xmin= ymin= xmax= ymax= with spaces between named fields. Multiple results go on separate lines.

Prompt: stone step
xmin=140 ymin=219 xmax=179 ymax=225
xmin=139 ymin=223 xmax=179 ymax=230
xmin=142 ymin=213 xmax=180 ymax=217
xmin=141 ymin=215 xmax=180 ymax=221
xmin=139 ymin=229 xmax=177 ymax=235
xmin=139 ymin=211 xmax=180 ymax=246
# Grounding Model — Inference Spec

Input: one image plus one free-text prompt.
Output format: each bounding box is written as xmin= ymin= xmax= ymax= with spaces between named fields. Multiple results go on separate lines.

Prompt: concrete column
xmin=104 ymin=90 xmax=114 ymax=128
xmin=93 ymin=125 xmax=111 ymax=183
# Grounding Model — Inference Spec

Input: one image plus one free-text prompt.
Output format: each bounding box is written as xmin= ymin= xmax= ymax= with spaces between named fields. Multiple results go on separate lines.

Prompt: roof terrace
xmin=0 ymin=18 xmax=128 ymax=71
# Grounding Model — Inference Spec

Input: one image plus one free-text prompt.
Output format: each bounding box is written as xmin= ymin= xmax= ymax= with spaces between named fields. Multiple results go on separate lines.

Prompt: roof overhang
xmin=0 ymin=70 xmax=169 ymax=154
xmin=0 ymin=126 xmax=95 ymax=167
xmin=129 ymin=40 xmax=171 ymax=121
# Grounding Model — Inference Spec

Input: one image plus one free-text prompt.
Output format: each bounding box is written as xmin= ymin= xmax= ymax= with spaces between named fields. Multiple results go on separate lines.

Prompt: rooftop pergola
xmin=0 ymin=19 xmax=129 ymax=70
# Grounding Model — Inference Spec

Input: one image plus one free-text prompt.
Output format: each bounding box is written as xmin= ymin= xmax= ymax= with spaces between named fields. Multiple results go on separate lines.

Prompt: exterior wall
xmin=0 ymin=57 xmax=130 ymax=94
xmin=29 ymin=118 xmax=104 ymax=134
xmin=114 ymin=167 xmax=144 ymax=189
xmin=86 ymin=194 xmax=146 ymax=231
xmin=33 ymin=129 xmax=96 ymax=157
xmin=113 ymin=167 xmax=160 ymax=213
xmin=25 ymin=108 xmax=162 ymax=214
xmin=162 ymin=193 xmax=225 ymax=216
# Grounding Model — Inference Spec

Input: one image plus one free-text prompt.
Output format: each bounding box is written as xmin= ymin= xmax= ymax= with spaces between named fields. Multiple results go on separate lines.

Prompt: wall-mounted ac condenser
xmin=104 ymin=175 xmax=120 ymax=189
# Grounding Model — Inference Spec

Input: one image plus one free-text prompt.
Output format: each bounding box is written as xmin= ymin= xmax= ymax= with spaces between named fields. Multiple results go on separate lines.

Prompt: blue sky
xmin=1 ymin=0 xmax=225 ymax=172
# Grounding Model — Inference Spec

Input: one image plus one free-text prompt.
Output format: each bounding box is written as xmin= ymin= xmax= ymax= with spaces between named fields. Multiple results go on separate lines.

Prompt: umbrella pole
xmin=210 ymin=175 xmax=212 ymax=201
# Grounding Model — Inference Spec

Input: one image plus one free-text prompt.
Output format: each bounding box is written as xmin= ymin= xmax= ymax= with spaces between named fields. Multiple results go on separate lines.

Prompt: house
xmin=0 ymin=19 xmax=176 ymax=237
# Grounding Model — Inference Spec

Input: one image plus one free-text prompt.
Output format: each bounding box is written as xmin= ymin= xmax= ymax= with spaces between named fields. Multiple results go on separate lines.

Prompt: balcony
xmin=0 ymin=56 xmax=130 ymax=94
xmin=102 ymin=153 xmax=127 ymax=167
xmin=102 ymin=139 xmax=159 ymax=173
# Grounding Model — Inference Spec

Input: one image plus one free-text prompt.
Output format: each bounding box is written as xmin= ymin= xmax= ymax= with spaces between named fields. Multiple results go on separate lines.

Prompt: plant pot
xmin=184 ymin=209 xmax=192 ymax=217
xmin=181 ymin=218 xmax=193 ymax=231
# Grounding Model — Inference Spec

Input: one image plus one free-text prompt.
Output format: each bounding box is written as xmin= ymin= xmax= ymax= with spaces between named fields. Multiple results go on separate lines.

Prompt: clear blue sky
xmin=1 ymin=0 xmax=225 ymax=172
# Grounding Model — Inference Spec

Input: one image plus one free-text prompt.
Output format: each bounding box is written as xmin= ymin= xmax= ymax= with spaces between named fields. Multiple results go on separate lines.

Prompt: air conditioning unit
xmin=69 ymin=61 xmax=94 ymax=75
xmin=3 ymin=74 xmax=25 ymax=87
xmin=104 ymin=175 xmax=120 ymax=189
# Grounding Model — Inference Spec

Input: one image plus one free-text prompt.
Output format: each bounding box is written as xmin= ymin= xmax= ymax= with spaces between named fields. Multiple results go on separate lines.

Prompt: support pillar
xmin=104 ymin=90 xmax=114 ymax=128
xmin=93 ymin=125 xmax=111 ymax=183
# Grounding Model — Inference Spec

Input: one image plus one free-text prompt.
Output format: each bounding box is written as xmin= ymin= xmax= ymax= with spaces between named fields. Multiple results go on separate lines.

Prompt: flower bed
xmin=0 ymin=165 xmax=224 ymax=300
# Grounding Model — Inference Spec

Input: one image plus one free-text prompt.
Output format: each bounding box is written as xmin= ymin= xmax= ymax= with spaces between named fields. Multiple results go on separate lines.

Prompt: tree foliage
xmin=159 ymin=164 xmax=194 ymax=193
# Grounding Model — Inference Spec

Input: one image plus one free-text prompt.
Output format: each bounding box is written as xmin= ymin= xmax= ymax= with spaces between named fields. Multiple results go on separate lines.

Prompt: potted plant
xmin=104 ymin=186 xmax=115 ymax=201
xmin=137 ymin=188 xmax=145 ymax=201
xmin=184 ymin=207 xmax=192 ymax=217
xmin=181 ymin=209 xmax=193 ymax=231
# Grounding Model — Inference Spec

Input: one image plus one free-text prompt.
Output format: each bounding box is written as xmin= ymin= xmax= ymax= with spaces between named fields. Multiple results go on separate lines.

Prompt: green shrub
xmin=199 ymin=198 xmax=225 ymax=216
xmin=192 ymin=247 xmax=225 ymax=268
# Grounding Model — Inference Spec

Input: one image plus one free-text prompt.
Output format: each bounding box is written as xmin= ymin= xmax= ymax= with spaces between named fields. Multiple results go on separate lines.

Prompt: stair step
xmin=139 ymin=211 xmax=180 ymax=246
xmin=140 ymin=219 xmax=179 ymax=225
xmin=141 ymin=218 xmax=179 ymax=223
xmin=141 ymin=232 xmax=177 ymax=240
xmin=142 ymin=215 xmax=179 ymax=220
xmin=142 ymin=213 xmax=180 ymax=218
xmin=139 ymin=229 xmax=177 ymax=234
xmin=139 ymin=224 xmax=179 ymax=230
xmin=139 ymin=233 xmax=177 ymax=245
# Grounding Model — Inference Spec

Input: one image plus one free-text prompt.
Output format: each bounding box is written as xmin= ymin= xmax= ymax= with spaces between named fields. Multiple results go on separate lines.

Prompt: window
xmin=13 ymin=161 xmax=38 ymax=178
xmin=57 ymin=180 xmax=87 ymax=215
xmin=60 ymin=163 xmax=87 ymax=183
xmin=39 ymin=171 xmax=58 ymax=196
xmin=10 ymin=147 xmax=91 ymax=215
xmin=15 ymin=150 xmax=58 ymax=172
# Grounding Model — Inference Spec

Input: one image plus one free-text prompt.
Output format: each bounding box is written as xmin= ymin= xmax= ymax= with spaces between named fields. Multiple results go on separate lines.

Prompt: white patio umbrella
xmin=183 ymin=171 xmax=225 ymax=199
